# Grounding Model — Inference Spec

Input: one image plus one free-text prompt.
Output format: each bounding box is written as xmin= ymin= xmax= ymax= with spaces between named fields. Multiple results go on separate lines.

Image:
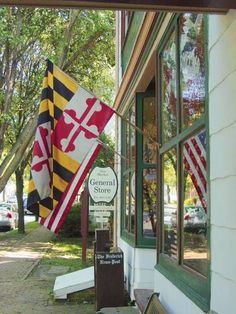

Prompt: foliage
xmin=94 ymin=132 xmax=115 ymax=168
xmin=0 ymin=7 xmax=115 ymax=194
xmin=59 ymin=202 xmax=82 ymax=238
xmin=0 ymin=220 xmax=38 ymax=241
xmin=41 ymin=236 xmax=94 ymax=272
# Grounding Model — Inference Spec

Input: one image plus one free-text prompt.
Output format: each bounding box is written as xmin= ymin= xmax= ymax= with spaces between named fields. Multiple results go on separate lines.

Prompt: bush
xmin=59 ymin=202 xmax=82 ymax=237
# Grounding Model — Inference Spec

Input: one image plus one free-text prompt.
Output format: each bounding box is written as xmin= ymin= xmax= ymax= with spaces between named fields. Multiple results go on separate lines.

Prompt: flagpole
xmin=111 ymin=108 xmax=160 ymax=149
xmin=53 ymin=61 xmax=159 ymax=148
xmin=97 ymin=138 xmax=129 ymax=163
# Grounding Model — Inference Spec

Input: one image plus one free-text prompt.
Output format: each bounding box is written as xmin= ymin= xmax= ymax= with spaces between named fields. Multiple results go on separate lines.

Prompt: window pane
xmin=124 ymin=175 xmax=129 ymax=231
xmin=163 ymin=148 xmax=178 ymax=258
xmin=143 ymin=96 xmax=157 ymax=163
xmin=130 ymin=104 xmax=136 ymax=168
xmin=180 ymin=14 xmax=205 ymax=128
xmin=123 ymin=103 xmax=136 ymax=235
xmin=130 ymin=172 xmax=135 ymax=233
xmin=183 ymin=129 xmax=207 ymax=276
xmin=161 ymin=31 xmax=177 ymax=143
xmin=125 ymin=123 xmax=130 ymax=169
xmin=143 ymin=168 xmax=157 ymax=237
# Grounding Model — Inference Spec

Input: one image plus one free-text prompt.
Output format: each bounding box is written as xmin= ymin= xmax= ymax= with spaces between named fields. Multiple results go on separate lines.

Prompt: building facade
xmin=114 ymin=10 xmax=236 ymax=314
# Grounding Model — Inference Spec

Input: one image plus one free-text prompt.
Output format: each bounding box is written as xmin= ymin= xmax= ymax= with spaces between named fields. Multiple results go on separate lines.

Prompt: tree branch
xmin=62 ymin=30 xmax=104 ymax=71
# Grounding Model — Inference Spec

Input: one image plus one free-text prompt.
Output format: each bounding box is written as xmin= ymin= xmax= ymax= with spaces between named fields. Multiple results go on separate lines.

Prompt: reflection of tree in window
xmin=161 ymin=31 xmax=177 ymax=143
xmin=180 ymin=14 xmax=205 ymax=129
xmin=143 ymin=169 xmax=157 ymax=237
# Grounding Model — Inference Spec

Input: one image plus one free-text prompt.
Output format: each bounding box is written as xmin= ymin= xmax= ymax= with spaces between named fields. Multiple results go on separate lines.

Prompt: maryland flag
xmin=27 ymin=60 xmax=114 ymax=233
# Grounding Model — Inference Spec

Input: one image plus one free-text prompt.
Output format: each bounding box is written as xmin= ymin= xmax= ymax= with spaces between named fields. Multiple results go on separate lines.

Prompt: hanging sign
xmin=88 ymin=167 xmax=118 ymax=203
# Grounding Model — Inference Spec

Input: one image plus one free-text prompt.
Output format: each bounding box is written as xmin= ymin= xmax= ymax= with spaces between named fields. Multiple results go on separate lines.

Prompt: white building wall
xmin=118 ymin=238 xmax=156 ymax=299
xmin=208 ymin=9 xmax=236 ymax=314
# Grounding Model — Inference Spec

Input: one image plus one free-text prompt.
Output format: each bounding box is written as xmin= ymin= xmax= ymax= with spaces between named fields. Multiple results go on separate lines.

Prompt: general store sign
xmin=88 ymin=167 xmax=118 ymax=203
xmin=1 ymin=0 xmax=234 ymax=13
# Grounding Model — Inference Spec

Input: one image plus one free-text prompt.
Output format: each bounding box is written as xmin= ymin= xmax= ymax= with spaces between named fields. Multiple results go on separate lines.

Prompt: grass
xmin=0 ymin=221 xmax=39 ymax=241
xmin=41 ymin=236 xmax=94 ymax=272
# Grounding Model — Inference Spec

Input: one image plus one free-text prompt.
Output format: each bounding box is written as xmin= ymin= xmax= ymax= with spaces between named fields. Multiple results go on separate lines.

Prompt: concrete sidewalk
xmin=0 ymin=226 xmax=95 ymax=314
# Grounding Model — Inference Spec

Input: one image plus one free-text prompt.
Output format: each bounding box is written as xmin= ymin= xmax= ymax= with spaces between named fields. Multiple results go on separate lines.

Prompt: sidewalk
xmin=0 ymin=226 xmax=95 ymax=314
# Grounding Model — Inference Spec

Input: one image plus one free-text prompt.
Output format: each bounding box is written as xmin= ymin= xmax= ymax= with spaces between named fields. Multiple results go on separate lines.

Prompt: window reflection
xmin=143 ymin=97 xmax=157 ymax=163
xmin=143 ymin=169 xmax=157 ymax=237
xmin=130 ymin=105 xmax=136 ymax=168
xmin=124 ymin=176 xmax=129 ymax=231
xmin=161 ymin=31 xmax=177 ymax=143
xmin=183 ymin=129 xmax=207 ymax=276
xmin=130 ymin=172 xmax=135 ymax=233
xmin=163 ymin=148 xmax=178 ymax=259
xmin=180 ymin=14 xmax=205 ymax=128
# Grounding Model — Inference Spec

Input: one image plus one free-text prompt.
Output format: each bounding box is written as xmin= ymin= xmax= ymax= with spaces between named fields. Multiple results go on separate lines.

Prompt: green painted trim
xmin=120 ymin=98 xmax=136 ymax=242
xmin=156 ymin=255 xmax=210 ymax=312
xmin=136 ymin=91 xmax=156 ymax=248
xmin=121 ymin=231 xmax=135 ymax=247
xmin=119 ymin=12 xmax=168 ymax=114
xmin=122 ymin=11 xmax=146 ymax=74
xmin=159 ymin=117 xmax=205 ymax=154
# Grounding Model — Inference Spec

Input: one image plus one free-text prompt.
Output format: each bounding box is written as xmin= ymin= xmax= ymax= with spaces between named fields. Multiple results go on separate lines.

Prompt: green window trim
xmin=156 ymin=14 xmax=210 ymax=312
xmin=155 ymin=255 xmax=210 ymax=312
xmin=122 ymin=11 xmax=146 ymax=75
xmin=120 ymin=99 xmax=136 ymax=245
xmin=136 ymin=91 xmax=156 ymax=248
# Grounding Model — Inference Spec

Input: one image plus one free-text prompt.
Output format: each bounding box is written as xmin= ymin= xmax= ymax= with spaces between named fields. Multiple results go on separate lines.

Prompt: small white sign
xmin=88 ymin=167 xmax=118 ymax=203
xmin=89 ymin=205 xmax=115 ymax=211
xmin=96 ymin=217 xmax=109 ymax=223
xmin=90 ymin=211 xmax=111 ymax=217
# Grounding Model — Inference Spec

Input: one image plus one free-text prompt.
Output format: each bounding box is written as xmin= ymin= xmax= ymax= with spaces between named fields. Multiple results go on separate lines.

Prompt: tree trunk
xmin=0 ymin=113 xmax=37 ymax=193
xmin=15 ymin=168 xmax=25 ymax=234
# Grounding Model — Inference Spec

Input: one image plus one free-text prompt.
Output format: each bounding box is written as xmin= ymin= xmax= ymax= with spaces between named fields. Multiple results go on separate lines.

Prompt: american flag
xmin=183 ymin=129 xmax=207 ymax=210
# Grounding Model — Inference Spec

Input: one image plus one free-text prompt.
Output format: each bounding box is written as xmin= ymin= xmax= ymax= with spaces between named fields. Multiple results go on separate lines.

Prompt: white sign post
xmin=88 ymin=167 xmax=118 ymax=228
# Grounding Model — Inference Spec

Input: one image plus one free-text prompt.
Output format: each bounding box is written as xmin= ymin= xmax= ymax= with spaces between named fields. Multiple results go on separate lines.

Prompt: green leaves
xmin=0 ymin=7 xmax=115 ymax=192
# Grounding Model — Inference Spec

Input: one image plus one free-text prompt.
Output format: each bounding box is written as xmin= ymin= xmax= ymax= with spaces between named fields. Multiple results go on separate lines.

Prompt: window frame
xmin=136 ymin=91 xmax=157 ymax=248
xmin=120 ymin=98 xmax=136 ymax=246
xmin=156 ymin=14 xmax=210 ymax=312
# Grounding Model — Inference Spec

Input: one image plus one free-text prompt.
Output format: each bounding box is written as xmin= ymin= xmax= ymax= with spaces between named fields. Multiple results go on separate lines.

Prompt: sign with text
xmin=90 ymin=211 xmax=111 ymax=217
xmin=96 ymin=217 xmax=109 ymax=223
xmin=89 ymin=198 xmax=115 ymax=212
xmin=96 ymin=252 xmax=123 ymax=266
xmin=88 ymin=167 xmax=118 ymax=203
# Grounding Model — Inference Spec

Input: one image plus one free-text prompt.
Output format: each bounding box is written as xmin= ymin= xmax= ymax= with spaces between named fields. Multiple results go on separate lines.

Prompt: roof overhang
xmin=0 ymin=0 xmax=235 ymax=13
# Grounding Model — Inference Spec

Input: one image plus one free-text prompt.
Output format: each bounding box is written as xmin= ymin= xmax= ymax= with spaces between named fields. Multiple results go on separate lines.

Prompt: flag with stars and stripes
xmin=183 ymin=129 xmax=207 ymax=210
xmin=27 ymin=60 xmax=114 ymax=233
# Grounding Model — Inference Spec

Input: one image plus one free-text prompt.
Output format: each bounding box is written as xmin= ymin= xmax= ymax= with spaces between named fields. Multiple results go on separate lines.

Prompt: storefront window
xmin=183 ymin=129 xmax=207 ymax=276
xmin=161 ymin=31 xmax=177 ymax=143
xmin=136 ymin=92 xmax=157 ymax=245
xmin=158 ymin=13 xmax=209 ymax=310
xmin=180 ymin=14 xmax=206 ymax=129
xmin=163 ymin=148 xmax=177 ymax=259
xmin=143 ymin=168 xmax=157 ymax=237
xmin=122 ymin=102 xmax=136 ymax=236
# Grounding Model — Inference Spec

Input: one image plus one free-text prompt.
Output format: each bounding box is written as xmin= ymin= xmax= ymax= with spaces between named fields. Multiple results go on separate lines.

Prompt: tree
xmin=94 ymin=132 xmax=115 ymax=168
xmin=0 ymin=7 xmax=115 ymax=232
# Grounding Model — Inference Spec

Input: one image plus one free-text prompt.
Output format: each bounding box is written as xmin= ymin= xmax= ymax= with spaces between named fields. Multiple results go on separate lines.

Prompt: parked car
xmin=0 ymin=202 xmax=18 ymax=231
xmin=170 ymin=206 xmax=207 ymax=234
xmin=184 ymin=206 xmax=207 ymax=233
xmin=23 ymin=198 xmax=33 ymax=215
